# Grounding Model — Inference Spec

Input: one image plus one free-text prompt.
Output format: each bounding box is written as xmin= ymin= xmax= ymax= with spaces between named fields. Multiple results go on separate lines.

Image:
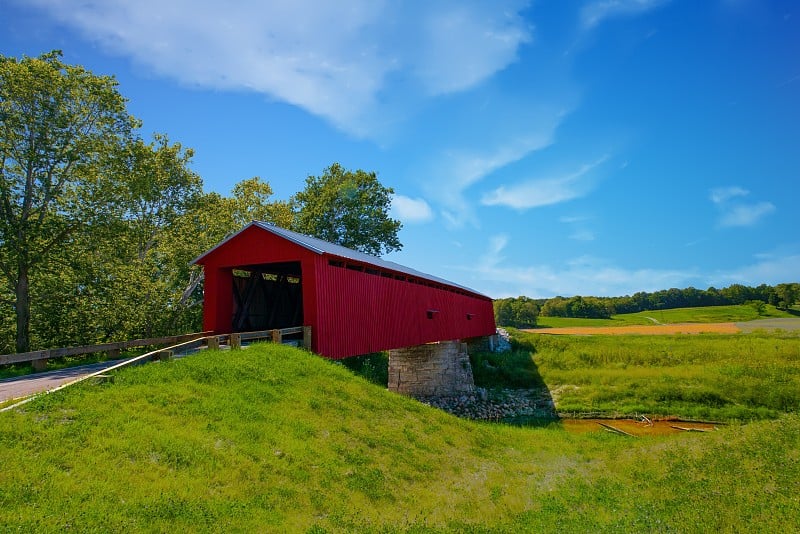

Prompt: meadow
xmin=534 ymin=303 xmax=794 ymax=328
xmin=478 ymin=330 xmax=800 ymax=421
xmin=1 ymin=341 xmax=799 ymax=532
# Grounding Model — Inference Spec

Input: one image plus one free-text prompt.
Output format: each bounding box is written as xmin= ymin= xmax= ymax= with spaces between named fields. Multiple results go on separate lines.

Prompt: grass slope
xmin=534 ymin=304 xmax=794 ymax=328
xmin=1 ymin=343 xmax=799 ymax=532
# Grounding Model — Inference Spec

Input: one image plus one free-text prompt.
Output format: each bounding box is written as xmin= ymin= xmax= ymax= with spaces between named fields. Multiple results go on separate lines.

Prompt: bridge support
xmin=388 ymin=340 xmax=475 ymax=398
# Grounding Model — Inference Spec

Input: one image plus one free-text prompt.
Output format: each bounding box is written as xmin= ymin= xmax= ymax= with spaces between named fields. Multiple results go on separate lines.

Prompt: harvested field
xmin=527 ymin=323 xmax=741 ymax=335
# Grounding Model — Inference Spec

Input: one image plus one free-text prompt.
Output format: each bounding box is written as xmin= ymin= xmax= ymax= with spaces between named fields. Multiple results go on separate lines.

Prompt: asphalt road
xmin=0 ymin=358 xmax=129 ymax=404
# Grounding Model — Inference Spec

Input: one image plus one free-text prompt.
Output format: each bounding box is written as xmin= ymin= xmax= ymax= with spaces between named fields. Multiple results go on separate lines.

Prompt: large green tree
xmin=0 ymin=51 xmax=134 ymax=352
xmin=292 ymin=163 xmax=402 ymax=256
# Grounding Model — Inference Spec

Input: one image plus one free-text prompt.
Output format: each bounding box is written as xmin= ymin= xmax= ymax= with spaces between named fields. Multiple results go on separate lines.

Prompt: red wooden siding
xmin=194 ymin=223 xmax=496 ymax=359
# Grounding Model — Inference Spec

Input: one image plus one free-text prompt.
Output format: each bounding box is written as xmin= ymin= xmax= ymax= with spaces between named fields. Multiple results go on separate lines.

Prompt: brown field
xmin=527 ymin=323 xmax=741 ymax=335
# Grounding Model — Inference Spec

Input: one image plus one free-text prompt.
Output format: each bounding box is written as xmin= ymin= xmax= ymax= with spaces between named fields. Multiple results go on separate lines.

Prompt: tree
xmin=229 ymin=177 xmax=293 ymax=229
xmin=292 ymin=163 xmax=402 ymax=256
xmin=0 ymin=51 xmax=134 ymax=352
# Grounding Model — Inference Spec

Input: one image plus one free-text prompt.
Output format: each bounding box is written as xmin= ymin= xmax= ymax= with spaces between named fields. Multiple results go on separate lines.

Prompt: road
xmin=0 ymin=358 xmax=130 ymax=404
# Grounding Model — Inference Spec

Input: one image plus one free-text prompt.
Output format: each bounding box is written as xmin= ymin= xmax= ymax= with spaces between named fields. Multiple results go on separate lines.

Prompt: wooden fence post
xmin=231 ymin=333 xmax=241 ymax=350
xmin=208 ymin=336 xmax=220 ymax=350
xmin=32 ymin=353 xmax=49 ymax=372
xmin=155 ymin=350 xmax=174 ymax=362
xmin=271 ymin=329 xmax=282 ymax=344
xmin=303 ymin=326 xmax=312 ymax=350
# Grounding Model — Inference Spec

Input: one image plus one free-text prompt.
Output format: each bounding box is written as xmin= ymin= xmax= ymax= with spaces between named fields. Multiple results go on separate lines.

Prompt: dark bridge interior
xmin=232 ymin=261 xmax=303 ymax=332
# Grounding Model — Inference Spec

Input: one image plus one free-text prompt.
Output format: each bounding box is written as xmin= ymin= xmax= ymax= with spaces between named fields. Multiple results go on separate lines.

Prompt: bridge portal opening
xmin=231 ymin=261 xmax=303 ymax=332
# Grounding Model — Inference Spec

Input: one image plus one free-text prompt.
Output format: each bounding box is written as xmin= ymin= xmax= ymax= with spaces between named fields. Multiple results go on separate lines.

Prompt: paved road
xmin=0 ymin=359 xmax=130 ymax=403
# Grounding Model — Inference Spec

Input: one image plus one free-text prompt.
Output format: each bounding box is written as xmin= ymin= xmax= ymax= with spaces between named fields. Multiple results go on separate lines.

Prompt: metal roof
xmin=193 ymin=221 xmax=489 ymax=299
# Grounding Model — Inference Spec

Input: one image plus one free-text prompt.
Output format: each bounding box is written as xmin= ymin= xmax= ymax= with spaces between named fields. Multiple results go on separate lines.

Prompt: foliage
xmin=339 ymin=352 xmax=389 ymax=386
xmin=292 ymin=162 xmax=402 ymax=256
xmin=536 ymin=283 xmax=800 ymax=319
xmin=0 ymin=52 xmax=404 ymax=355
xmin=493 ymin=296 xmax=539 ymax=327
xmin=0 ymin=50 xmax=134 ymax=352
xmin=0 ymin=344 xmax=798 ymax=531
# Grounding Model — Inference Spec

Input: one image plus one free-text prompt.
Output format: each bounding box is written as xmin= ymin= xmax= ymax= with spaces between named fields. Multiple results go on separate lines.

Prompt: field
xmin=492 ymin=330 xmax=800 ymax=421
xmin=1 ymin=340 xmax=799 ymax=531
xmin=529 ymin=322 xmax=741 ymax=335
xmin=534 ymin=304 xmax=795 ymax=329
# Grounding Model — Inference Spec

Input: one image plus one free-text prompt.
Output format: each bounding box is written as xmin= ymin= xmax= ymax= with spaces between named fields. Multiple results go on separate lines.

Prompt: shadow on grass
xmin=470 ymin=336 xmax=559 ymax=425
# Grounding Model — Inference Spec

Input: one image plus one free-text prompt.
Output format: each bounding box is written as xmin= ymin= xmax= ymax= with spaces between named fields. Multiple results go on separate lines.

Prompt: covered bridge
xmin=193 ymin=222 xmax=496 ymax=360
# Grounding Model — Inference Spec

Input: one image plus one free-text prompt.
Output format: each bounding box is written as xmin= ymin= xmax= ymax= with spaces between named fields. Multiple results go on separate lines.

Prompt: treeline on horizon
xmin=494 ymin=283 xmax=800 ymax=327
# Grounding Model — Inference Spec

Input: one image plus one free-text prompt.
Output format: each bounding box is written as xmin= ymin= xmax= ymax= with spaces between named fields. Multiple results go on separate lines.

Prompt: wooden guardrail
xmin=0 ymin=327 xmax=312 ymax=368
xmin=0 ymin=326 xmax=313 ymax=413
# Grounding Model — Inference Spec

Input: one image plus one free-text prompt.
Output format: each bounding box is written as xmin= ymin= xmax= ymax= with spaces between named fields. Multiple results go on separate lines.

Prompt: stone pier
xmin=388 ymin=340 xmax=475 ymax=398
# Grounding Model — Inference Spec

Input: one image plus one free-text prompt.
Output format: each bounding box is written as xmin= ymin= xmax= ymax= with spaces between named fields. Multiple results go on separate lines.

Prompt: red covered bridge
xmin=193 ymin=222 xmax=496 ymax=360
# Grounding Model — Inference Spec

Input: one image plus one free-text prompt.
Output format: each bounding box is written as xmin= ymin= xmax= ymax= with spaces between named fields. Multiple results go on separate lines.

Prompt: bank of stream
xmin=421 ymin=388 xmax=721 ymax=435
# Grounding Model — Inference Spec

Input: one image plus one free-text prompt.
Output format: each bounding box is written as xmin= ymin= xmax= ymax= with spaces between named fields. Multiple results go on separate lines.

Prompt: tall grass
xmin=1 ymin=343 xmax=798 ymax=531
xmin=506 ymin=330 xmax=800 ymax=420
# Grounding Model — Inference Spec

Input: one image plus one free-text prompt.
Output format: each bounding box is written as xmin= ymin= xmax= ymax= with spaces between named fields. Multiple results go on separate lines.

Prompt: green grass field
xmin=534 ymin=304 xmax=794 ymax=328
xmin=493 ymin=330 xmax=800 ymax=420
xmin=1 ymin=341 xmax=799 ymax=531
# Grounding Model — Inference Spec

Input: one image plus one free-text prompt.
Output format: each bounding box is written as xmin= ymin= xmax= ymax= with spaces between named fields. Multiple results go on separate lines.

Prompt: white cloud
xmin=709 ymin=186 xmax=775 ymax=227
xmin=719 ymin=201 xmax=776 ymax=227
xmin=22 ymin=0 xmax=532 ymax=137
xmin=481 ymin=155 xmax=608 ymax=210
xmin=391 ymin=194 xmax=434 ymax=223
xmin=580 ymin=0 xmax=669 ymax=29
xmin=710 ymin=253 xmax=800 ymax=287
xmin=569 ymin=230 xmax=596 ymax=241
xmin=433 ymin=132 xmax=557 ymax=228
xmin=464 ymin=237 xmax=798 ymax=299
xmin=471 ymin=238 xmax=696 ymax=297
xmin=710 ymin=186 xmax=749 ymax=204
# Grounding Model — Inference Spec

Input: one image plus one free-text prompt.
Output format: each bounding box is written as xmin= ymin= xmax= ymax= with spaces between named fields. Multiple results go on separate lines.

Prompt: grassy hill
xmin=1 ymin=343 xmax=799 ymax=532
xmin=535 ymin=304 xmax=795 ymax=328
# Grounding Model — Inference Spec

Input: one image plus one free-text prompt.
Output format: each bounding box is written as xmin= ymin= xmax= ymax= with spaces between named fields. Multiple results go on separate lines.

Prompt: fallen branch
xmin=598 ymin=422 xmax=637 ymax=437
xmin=671 ymin=425 xmax=713 ymax=433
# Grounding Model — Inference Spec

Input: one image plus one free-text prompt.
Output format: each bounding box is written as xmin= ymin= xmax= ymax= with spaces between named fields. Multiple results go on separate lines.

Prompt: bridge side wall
xmin=388 ymin=340 xmax=475 ymax=398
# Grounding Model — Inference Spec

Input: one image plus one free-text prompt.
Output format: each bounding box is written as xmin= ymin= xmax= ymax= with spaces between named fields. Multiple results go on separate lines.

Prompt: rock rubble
xmin=419 ymin=387 xmax=557 ymax=421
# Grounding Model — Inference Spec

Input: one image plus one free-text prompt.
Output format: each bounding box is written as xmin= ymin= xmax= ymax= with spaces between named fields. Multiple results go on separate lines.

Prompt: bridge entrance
xmin=231 ymin=261 xmax=303 ymax=332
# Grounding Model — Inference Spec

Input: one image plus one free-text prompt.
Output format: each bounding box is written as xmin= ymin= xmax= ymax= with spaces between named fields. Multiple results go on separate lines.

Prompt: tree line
xmin=494 ymin=282 xmax=799 ymax=326
xmin=0 ymin=51 xmax=401 ymax=354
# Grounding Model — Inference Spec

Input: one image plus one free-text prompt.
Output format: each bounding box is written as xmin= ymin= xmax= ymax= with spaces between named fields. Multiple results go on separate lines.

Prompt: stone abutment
xmin=387 ymin=340 xmax=475 ymax=398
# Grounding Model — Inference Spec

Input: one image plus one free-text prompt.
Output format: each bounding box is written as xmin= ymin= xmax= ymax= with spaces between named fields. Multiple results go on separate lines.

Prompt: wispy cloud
xmin=569 ymin=230 xmax=596 ymax=241
xmin=580 ymin=0 xmax=668 ymax=29
xmin=471 ymin=236 xmax=696 ymax=297
xmin=710 ymin=251 xmax=800 ymax=287
xmin=467 ymin=235 xmax=799 ymax=299
xmin=391 ymin=194 xmax=434 ymax=224
xmin=719 ymin=202 xmax=776 ymax=227
xmin=710 ymin=186 xmax=748 ymax=204
xmin=431 ymin=130 xmax=559 ymax=228
xmin=22 ymin=0 xmax=532 ymax=137
xmin=481 ymin=155 xmax=608 ymax=210
xmin=710 ymin=186 xmax=775 ymax=227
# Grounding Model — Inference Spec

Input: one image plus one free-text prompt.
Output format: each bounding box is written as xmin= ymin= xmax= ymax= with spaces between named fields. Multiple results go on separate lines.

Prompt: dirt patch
xmin=561 ymin=418 xmax=719 ymax=436
xmin=526 ymin=323 xmax=741 ymax=335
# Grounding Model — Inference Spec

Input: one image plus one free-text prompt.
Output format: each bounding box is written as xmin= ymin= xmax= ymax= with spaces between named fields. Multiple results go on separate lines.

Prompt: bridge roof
xmin=194 ymin=221 xmax=489 ymax=299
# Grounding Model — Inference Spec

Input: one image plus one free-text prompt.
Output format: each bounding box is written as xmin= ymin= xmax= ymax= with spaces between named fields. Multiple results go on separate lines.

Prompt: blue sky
xmin=2 ymin=0 xmax=798 ymax=298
